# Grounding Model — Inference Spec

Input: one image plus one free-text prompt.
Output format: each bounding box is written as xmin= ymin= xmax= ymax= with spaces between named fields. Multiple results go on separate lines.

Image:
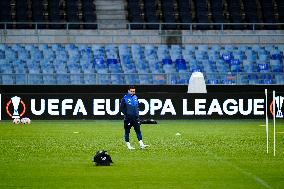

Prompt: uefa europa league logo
xmin=11 ymin=96 xmax=21 ymax=118
xmin=275 ymin=96 xmax=284 ymax=118
xmin=6 ymin=96 xmax=26 ymax=118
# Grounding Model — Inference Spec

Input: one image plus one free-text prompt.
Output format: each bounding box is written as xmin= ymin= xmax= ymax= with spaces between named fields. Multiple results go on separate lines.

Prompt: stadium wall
xmin=1 ymin=30 xmax=284 ymax=44
xmin=1 ymin=85 xmax=283 ymax=94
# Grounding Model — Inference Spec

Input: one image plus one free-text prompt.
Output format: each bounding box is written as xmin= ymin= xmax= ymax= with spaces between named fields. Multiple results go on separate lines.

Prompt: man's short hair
xmin=128 ymin=85 xmax=135 ymax=90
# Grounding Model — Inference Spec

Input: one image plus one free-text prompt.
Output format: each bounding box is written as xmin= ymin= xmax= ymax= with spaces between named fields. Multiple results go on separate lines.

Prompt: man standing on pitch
xmin=120 ymin=86 xmax=149 ymax=150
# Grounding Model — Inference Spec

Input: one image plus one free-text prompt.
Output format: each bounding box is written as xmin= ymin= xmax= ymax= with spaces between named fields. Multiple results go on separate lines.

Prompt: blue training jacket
xmin=120 ymin=93 xmax=139 ymax=119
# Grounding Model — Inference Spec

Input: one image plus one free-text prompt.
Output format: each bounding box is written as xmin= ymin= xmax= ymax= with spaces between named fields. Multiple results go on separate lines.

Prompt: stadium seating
xmin=126 ymin=0 xmax=283 ymax=30
xmin=0 ymin=0 xmax=282 ymax=30
xmin=0 ymin=0 xmax=97 ymax=29
xmin=0 ymin=44 xmax=283 ymax=85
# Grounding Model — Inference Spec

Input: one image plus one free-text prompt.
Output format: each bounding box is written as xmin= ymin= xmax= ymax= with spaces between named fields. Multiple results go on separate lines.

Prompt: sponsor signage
xmin=0 ymin=93 xmax=283 ymax=120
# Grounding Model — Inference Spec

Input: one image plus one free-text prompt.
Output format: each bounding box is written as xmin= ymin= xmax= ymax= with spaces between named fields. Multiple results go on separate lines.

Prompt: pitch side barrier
xmin=1 ymin=85 xmax=283 ymax=94
xmin=1 ymin=92 xmax=283 ymax=120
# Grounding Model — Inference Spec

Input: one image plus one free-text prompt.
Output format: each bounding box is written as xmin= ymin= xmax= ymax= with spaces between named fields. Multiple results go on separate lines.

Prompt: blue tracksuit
xmin=120 ymin=93 xmax=142 ymax=142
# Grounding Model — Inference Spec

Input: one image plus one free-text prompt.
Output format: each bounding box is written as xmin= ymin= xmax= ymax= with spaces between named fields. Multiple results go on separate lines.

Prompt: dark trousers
xmin=124 ymin=118 xmax=142 ymax=142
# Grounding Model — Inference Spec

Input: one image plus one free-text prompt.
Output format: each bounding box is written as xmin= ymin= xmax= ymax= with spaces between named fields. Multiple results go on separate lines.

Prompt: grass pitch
xmin=0 ymin=119 xmax=284 ymax=189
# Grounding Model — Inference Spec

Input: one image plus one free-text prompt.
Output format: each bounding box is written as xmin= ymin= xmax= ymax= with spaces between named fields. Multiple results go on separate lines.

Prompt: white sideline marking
xmin=259 ymin=125 xmax=266 ymax=127
xmin=210 ymin=152 xmax=272 ymax=189
xmin=73 ymin=131 xmax=79 ymax=134
xmin=227 ymin=161 xmax=272 ymax=189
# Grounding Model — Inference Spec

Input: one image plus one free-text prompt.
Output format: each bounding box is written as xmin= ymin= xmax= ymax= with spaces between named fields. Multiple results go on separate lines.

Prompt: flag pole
xmin=273 ymin=90 xmax=276 ymax=157
xmin=265 ymin=89 xmax=268 ymax=154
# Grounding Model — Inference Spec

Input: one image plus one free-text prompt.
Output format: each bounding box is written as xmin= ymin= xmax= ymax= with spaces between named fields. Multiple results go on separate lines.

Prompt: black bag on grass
xmin=141 ymin=119 xmax=157 ymax=124
xmin=93 ymin=150 xmax=113 ymax=166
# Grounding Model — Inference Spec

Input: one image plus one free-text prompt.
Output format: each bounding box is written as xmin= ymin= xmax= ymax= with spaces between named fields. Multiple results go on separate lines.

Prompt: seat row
xmin=0 ymin=43 xmax=283 ymax=85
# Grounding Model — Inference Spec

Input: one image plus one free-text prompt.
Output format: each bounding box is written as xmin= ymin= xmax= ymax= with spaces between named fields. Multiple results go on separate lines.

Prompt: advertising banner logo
xmin=270 ymin=96 xmax=284 ymax=118
xmin=6 ymin=96 xmax=26 ymax=118
xmin=1 ymin=93 xmax=283 ymax=120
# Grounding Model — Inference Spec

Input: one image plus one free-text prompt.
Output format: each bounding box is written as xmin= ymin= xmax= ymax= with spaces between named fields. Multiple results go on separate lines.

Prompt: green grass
xmin=0 ymin=119 xmax=284 ymax=189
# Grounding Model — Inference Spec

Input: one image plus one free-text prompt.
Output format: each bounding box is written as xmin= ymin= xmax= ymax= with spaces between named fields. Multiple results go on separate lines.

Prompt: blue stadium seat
xmin=207 ymin=79 xmax=219 ymax=84
xmin=43 ymin=48 xmax=56 ymax=62
xmin=2 ymin=75 xmax=14 ymax=85
xmin=230 ymin=59 xmax=242 ymax=72
xmin=38 ymin=44 xmax=49 ymax=51
xmin=275 ymin=75 xmax=284 ymax=84
xmin=54 ymin=62 xmax=68 ymax=74
xmin=92 ymin=58 xmax=105 ymax=71
xmin=0 ymin=44 xmax=8 ymax=51
xmin=245 ymin=50 xmax=257 ymax=62
xmin=42 ymin=63 xmax=55 ymax=74
xmin=139 ymin=74 xmax=152 ymax=84
xmin=56 ymin=74 xmax=70 ymax=84
xmin=248 ymin=74 xmax=259 ymax=84
xmin=221 ymin=79 xmax=234 ymax=85
xmin=30 ymin=48 xmax=43 ymax=61
xmin=224 ymin=45 xmax=234 ymax=51
xmin=257 ymin=63 xmax=270 ymax=73
xmin=97 ymin=74 xmax=110 ymax=84
xmin=0 ymin=50 xmax=5 ymax=59
xmin=208 ymin=50 xmax=220 ymax=61
xmin=243 ymin=60 xmax=256 ymax=73
xmin=175 ymin=59 xmax=187 ymax=72
xmin=15 ymin=74 xmax=26 ymax=85
xmin=111 ymin=74 xmax=124 ymax=84
xmin=270 ymin=59 xmax=283 ymax=72
xmin=70 ymin=75 xmax=83 ymax=84
xmin=222 ymin=52 xmax=233 ymax=63
xmin=28 ymin=75 xmax=43 ymax=84
xmin=18 ymin=49 xmax=30 ymax=61
xmin=259 ymin=79 xmax=274 ymax=84
xmin=84 ymin=74 xmax=95 ymax=84
xmin=82 ymin=64 xmax=96 ymax=75
xmin=43 ymin=74 xmax=57 ymax=85
xmin=237 ymin=73 xmax=249 ymax=83
xmin=211 ymin=44 xmax=221 ymax=52
xmin=162 ymin=59 xmax=175 ymax=74
xmin=153 ymin=74 xmax=167 ymax=84
xmin=5 ymin=48 xmax=17 ymax=61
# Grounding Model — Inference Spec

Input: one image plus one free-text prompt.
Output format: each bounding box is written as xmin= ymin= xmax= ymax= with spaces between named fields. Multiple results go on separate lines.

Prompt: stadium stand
xmin=0 ymin=43 xmax=283 ymax=85
xmin=126 ymin=0 xmax=283 ymax=30
xmin=0 ymin=0 xmax=98 ymax=29
xmin=0 ymin=0 xmax=283 ymax=85
xmin=0 ymin=0 xmax=282 ymax=29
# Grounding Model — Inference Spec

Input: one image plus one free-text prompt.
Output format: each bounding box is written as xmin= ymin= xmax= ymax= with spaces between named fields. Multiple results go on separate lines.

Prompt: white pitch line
xmin=226 ymin=161 xmax=272 ymax=189
xmin=209 ymin=152 xmax=272 ymax=189
xmin=259 ymin=125 xmax=266 ymax=127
